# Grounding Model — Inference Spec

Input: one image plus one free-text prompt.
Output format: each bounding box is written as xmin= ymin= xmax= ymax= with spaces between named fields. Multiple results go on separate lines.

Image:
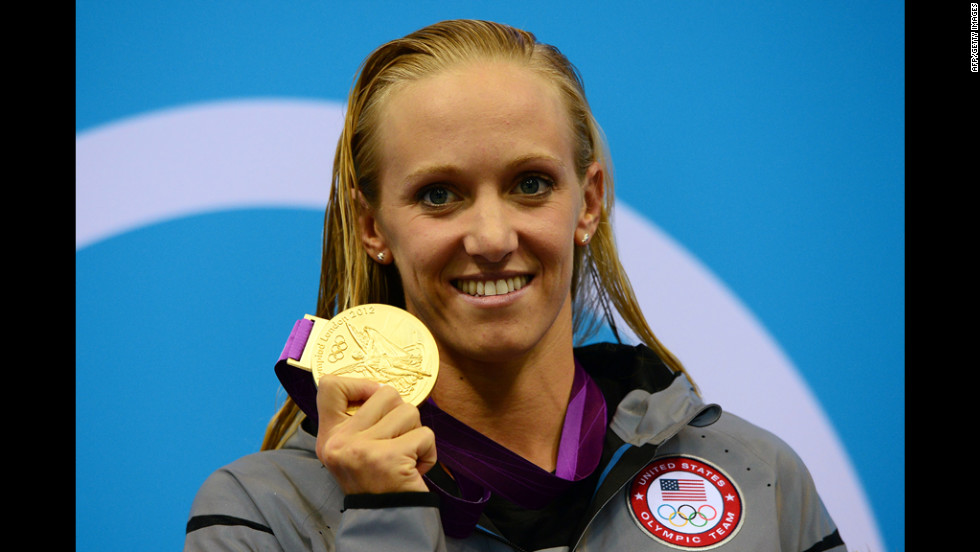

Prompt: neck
xmin=430 ymin=336 xmax=576 ymax=472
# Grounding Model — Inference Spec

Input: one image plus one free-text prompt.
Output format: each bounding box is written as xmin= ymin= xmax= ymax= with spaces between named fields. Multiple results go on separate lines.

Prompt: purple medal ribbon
xmin=274 ymin=318 xmax=319 ymax=420
xmin=420 ymin=360 xmax=607 ymax=538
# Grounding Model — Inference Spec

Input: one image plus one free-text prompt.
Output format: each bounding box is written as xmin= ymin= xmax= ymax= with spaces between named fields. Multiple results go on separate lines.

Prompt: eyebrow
xmin=402 ymin=153 xmax=567 ymax=185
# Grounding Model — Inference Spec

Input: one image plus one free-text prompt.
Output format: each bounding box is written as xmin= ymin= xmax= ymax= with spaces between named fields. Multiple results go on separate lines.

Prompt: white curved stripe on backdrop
xmin=75 ymin=99 xmax=884 ymax=551
xmin=75 ymin=99 xmax=344 ymax=249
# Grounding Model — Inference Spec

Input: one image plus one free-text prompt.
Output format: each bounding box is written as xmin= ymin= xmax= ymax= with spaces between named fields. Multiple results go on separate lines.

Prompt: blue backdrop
xmin=76 ymin=2 xmax=904 ymax=551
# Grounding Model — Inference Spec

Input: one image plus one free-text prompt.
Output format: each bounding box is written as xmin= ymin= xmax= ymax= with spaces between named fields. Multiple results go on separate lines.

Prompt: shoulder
xmin=196 ymin=442 xmax=337 ymax=506
xmin=706 ymin=411 xmax=808 ymax=471
xmin=186 ymin=426 xmax=345 ymax=550
xmin=677 ymin=409 xmax=825 ymax=499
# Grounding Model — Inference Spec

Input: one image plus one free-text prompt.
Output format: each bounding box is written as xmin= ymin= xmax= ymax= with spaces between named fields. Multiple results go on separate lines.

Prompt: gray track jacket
xmin=185 ymin=344 xmax=846 ymax=551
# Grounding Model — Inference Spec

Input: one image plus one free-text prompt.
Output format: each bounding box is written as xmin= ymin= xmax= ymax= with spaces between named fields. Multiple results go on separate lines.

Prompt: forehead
xmin=375 ymin=61 xmax=575 ymax=180
xmin=386 ymin=60 xmax=566 ymax=121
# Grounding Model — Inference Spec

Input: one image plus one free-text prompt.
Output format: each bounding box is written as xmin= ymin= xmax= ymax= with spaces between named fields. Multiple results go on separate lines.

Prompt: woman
xmin=185 ymin=19 xmax=845 ymax=551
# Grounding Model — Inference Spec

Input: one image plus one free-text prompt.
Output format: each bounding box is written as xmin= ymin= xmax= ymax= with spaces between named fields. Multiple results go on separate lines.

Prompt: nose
xmin=462 ymin=195 xmax=518 ymax=263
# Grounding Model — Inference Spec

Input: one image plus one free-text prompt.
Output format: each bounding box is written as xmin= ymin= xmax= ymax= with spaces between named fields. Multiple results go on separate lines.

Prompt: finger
xmin=315 ymin=374 xmax=382 ymax=432
xmin=360 ymin=400 xmax=423 ymax=441
xmin=329 ymin=426 xmax=437 ymax=494
xmin=347 ymin=384 xmax=407 ymax=427
xmin=394 ymin=425 xmax=438 ymax=479
xmin=415 ymin=426 xmax=438 ymax=477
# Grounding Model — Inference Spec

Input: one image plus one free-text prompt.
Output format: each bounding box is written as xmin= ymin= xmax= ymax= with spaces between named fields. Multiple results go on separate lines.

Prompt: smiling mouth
xmin=453 ymin=275 xmax=531 ymax=297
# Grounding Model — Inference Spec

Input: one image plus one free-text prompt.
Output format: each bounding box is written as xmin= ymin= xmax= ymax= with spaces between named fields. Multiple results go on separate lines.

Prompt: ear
xmin=355 ymin=190 xmax=392 ymax=264
xmin=576 ymin=162 xmax=604 ymax=245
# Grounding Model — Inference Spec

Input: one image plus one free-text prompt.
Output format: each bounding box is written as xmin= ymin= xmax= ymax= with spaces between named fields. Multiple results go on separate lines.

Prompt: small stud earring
xmin=581 ymin=232 xmax=590 ymax=245
xmin=377 ymin=252 xmax=386 ymax=261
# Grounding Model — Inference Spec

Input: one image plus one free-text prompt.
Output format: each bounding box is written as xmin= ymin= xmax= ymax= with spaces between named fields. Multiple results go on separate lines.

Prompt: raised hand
xmin=315 ymin=375 xmax=437 ymax=494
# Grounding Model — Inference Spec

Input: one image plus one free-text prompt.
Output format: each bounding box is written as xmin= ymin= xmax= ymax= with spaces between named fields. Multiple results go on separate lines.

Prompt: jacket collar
xmin=574 ymin=342 xmax=721 ymax=447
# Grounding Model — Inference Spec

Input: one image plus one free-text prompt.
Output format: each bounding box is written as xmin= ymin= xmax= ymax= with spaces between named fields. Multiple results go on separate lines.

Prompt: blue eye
xmin=420 ymin=186 xmax=455 ymax=206
xmin=516 ymin=175 xmax=552 ymax=195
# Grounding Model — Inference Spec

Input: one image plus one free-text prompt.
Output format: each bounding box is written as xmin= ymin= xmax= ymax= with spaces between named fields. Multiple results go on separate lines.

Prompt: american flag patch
xmin=659 ymin=478 xmax=707 ymax=501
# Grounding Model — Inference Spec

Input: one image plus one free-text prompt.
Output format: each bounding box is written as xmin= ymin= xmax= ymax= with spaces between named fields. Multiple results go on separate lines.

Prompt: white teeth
xmin=455 ymin=276 xmax=530 ymax=297
xmin=497 ymin=279 xmax=508 ymax=293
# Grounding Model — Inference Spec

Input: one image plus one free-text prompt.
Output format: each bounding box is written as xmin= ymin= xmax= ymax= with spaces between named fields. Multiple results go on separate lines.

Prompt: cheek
xmin=530 ymin=204 xmax=580 ymax=255
xmin=382 ymin=219 xmax=454 ymax=283
xmin=522 ymin=225 xmax=578 ymax=292
xmin=378 ymin=210 xmax=424 ymax=255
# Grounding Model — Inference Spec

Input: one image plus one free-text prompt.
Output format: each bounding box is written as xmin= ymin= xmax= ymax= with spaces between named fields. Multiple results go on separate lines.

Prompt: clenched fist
xmin=315 ymin=375 xmax=437 ymax=494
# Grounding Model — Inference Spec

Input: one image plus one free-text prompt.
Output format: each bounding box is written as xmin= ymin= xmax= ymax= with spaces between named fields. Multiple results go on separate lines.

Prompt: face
xmin=359 ymin=61 xmax=602 ymax=367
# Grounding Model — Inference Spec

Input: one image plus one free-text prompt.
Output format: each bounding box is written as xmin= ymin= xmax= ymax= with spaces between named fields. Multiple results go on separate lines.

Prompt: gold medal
xmin=286 ymin=304 xmax=439 ymax=410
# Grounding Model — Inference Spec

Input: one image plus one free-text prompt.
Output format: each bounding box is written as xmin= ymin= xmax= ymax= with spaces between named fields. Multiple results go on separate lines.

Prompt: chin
xmin=442 ymin=319 xmax=569 ymax=367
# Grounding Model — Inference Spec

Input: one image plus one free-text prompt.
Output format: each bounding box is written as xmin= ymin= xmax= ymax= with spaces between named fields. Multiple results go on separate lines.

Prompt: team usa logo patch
xmin=627 ymin=456 xmax=743 ymax=549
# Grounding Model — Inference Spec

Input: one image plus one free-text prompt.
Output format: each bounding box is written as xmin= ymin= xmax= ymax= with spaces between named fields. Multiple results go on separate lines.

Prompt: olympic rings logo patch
xmin=627 ymin=456 xmax=743 ymax=549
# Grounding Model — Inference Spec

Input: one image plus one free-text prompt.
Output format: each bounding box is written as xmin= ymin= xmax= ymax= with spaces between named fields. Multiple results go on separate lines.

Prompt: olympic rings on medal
xmin=656 ymin=504 xmax=718 ymax=527
xmin=327 ymin=335 xmax=348 ymax=363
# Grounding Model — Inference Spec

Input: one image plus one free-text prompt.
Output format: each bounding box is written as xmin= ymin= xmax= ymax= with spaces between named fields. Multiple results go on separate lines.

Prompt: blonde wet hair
xmin=263 ymin=19 xmax=695 ymax=450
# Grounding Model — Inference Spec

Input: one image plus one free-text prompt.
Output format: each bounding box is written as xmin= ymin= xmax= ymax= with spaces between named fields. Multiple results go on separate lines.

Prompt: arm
xmin=184 ymin=467 xmax=285 ymax=552
xmin=336 ymin=493 xmax=446 ymax=551
xmin=184 ymin=378 xmax=447 ymax=551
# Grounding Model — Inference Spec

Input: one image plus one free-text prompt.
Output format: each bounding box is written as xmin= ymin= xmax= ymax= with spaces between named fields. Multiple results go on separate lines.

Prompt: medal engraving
xmin=288 ymin=304 xmax=439 ymax=409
